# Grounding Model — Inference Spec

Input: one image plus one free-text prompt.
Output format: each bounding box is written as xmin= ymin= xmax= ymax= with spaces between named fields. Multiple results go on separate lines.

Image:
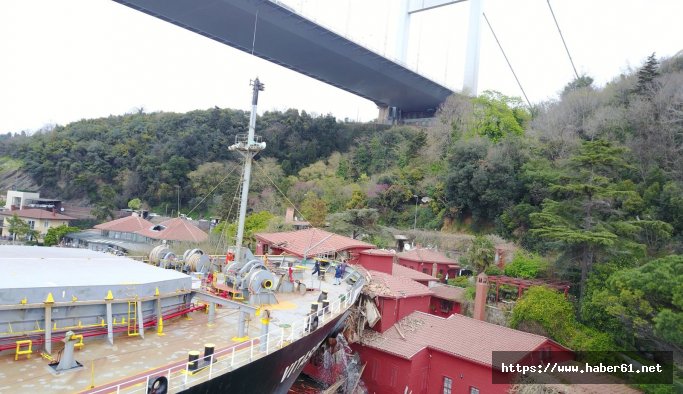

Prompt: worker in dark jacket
xmin=334 ymin=264 xmax=343 ymax=285
xmin=312 ymin=260 xmax=321 ymax=277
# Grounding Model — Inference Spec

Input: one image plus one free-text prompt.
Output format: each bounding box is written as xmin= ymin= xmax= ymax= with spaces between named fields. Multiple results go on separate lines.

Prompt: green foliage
xmin=635 ymin=53 xmax=660 ymax=96
xmin=582 ymin=255 xmax=683 ymax=349
xmin=327 ymin=208 xmax=378 ymax=240
xmin=511 ymin=286 xmax=614 ymax=351
xmin=461 ymin=236 xmax=495 ymax=273
xmin=300 ymin=192 xmax=328 ymax=227
xmin=43 ymin=225 xmax=80 ymax=246
xmin=6 ymin=214 xmax=36 ymax=241
xmin=561 ymin=74 xmax=594 ymax=97
xmin=213 ymin=211 xmax=274 ymax=246
xmin=529 ymin=139 xmax=660 ymax=299
xmin=484 ymin=265 xmax=503 ymax=275
xmin=127 ymin=198 xmax=141 ymax=210
xmin=472 ymin=91 xmax=529 ymax=141
xmin=504 ymin=251 xmax=548 ymax=279
xmin=447 ymin=276 xmax=471 ymax=287
xmin=444 ymin=137 xmax=529 ymax=227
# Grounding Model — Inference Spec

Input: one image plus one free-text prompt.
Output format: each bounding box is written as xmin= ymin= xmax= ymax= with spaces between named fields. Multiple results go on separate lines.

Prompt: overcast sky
xmin=1 ymin=0 xmax=682 ymax=134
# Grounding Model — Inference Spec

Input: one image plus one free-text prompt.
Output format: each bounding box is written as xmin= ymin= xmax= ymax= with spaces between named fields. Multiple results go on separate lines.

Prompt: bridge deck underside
xmin=112 ymin=0 xmax=455 ymax=113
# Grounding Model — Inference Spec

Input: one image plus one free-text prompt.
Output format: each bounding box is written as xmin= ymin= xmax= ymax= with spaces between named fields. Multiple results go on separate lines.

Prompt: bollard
xmin=204 ymin=343 xmax=215 ymax=364
xmin=188 ymin=351 xmax=200 ymax=372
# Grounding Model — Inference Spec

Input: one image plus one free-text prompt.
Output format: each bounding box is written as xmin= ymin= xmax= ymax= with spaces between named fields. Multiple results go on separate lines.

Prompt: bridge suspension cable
xmin=482 ymin=12 xmax=531 ymax=108
xmin=546 ymin=0 xmax=579 ymax=80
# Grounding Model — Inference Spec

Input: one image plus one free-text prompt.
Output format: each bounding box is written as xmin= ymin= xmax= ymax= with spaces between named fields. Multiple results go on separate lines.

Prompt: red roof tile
xmin=430 ymin=284 xmax=466 ymax=302
xmin=397 ymin=248 xmax=458 ymax=265
xmin=360 ymin=249 xmax=396 ymax=256
xmin=391 ymin=264 xmax=436 ymax=281
xmin=1 ymin=208 xmax=75 ymax=220
xmin=361 ymin=311 xmax=564 ymax=366
xmin=367 ymin=270 xmax=433 ymax=298
xmin=255 ymin=228 xmax=374 ymax=257
xmin=94 ymin=215 xmax=154 ymax=232
xmin=135 ymin=217 xmax=208 ymax=243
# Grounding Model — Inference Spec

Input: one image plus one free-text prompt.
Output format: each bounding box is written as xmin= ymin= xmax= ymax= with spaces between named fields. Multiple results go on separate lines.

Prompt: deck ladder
xmin=127 ymin=301 xmax=139 ymax=336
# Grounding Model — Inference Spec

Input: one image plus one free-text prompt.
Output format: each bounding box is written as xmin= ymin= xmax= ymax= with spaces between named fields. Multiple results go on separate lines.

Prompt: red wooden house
xmin=391 ymin=263 xmax=438 ymax=286
xmin=358 ymin=248 xmax=396 ymax=274
xmin=429 ymin=284 xmax=466 ymax=317
xmin=365 ymin=270 xmax=433 ymax=333
xmin=397 ymin=248 xmax=460 ymax=279
xmin=254 ymin=228 xmax=374 ymax=263
xmin=354 ymin=311 xmax=573 ymax=394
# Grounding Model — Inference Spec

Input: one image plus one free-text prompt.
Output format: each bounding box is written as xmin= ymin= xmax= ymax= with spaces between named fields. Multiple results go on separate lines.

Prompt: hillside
xmin=1 ymin=53 xmax=683 ymax=381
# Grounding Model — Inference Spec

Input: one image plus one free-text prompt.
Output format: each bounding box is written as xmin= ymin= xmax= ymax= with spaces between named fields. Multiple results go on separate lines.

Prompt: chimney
xmin=473 ymin=273 xmax=489 ymax=321
xmin=52 ymin=207 xmax=56 ymax=217
xmin=285 ymin=207 xmax=294 ymax=223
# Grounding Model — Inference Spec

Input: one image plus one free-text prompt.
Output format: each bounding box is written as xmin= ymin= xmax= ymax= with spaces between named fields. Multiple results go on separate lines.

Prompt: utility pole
xmin=413 ymin=195 xmax=419 ymax=231
xmin=176 ymin=185 xmax=180 ymax=217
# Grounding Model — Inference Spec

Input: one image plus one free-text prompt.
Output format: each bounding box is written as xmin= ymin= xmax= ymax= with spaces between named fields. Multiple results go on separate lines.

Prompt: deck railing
xmin=87 ymin=285 xmax=362 ymax=394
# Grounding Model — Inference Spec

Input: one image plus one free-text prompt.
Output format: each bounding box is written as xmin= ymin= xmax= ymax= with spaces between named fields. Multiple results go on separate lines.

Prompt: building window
xmin=27 ymin=220 xmax=35 ymax=230
xmin=422 ymin=268 xmax=428 ymax=273
xmin=443 ymin=376 xmax=452 ymax=394
xmin=470 ymin=387 xmax=479 ymax=394
xmin=43 ymin=220 xmax=49 ymax=229
xmin=440 ymin=299 xmax=454 ymax=312
xmin=439 ymin=269 xmax=444 ymax=275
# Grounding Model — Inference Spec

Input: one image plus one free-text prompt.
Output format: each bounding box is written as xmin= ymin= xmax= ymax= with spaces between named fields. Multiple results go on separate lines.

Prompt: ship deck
xmin=0 ymin=262 xmax=357 ymax=393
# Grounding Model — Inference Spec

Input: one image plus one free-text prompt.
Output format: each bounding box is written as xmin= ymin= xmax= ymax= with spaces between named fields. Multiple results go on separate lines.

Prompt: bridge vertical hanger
xmin=401 ymin=0 xmax=482 ymax=95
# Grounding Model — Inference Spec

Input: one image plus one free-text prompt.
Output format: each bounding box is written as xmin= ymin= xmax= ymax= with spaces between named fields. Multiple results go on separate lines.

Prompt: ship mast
xmin=229 ymin=78 xmax=266 ymax=260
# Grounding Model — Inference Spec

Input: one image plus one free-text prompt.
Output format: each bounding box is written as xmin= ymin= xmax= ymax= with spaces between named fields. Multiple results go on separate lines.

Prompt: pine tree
xmin=530 ymin=140 xmax=645 ymax=301
xmin=634 ymin=52 xmax=660 ymax=96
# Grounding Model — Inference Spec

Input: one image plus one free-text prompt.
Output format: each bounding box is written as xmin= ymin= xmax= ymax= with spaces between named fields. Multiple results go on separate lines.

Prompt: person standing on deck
xmin=334 ymin=264 xmax=343 ymax=285
xmin=312 ymin=260 xmax=321 ymax=277
xmin=340 ymin=260 xmax=348 ymax=279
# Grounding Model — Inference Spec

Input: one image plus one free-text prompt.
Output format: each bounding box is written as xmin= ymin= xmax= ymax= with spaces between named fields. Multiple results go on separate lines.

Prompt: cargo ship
xmin=0 ymin=79 xmax=366 ymax=394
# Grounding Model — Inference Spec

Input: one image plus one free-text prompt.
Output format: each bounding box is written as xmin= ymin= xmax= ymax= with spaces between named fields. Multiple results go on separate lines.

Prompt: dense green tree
xmin=327 ymin=208 xmax=378 ymax=240
xmin=504 ymin=251 xmax=548 ymax=279
xmin=634 ymin=53 xmax=660 ymax=96
xmin=511 ymin=286 xmax=614 ymax=352
xmin=461 ymin=236 xmax=495 ymax=273
xmin=472 ymin=91 xmax=529 ymax=141
xmin=530 ymin=140 xmax=650 ymax=300
xmin=44 ymin=225 xmax=80 ymax=246
xmin=300 ymin=192 xmax=328 ymax=227
xmin=127 ymin=198 xmax=141 ymax=210
xmin=213 ymin=211 xmax=274 ymax=248
xmin=582 ymin=255 xmax=683 ymax=350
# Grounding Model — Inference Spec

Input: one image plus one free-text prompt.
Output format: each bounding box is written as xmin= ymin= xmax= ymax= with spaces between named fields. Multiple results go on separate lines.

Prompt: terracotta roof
xmin=94 ymin=215 xmax=154 ymax=232
xmin=360 ymin=249 xmax=396 ymax=256
xmin=430 ymin=284 xmax=466 ymax=302
xmin=397 ymin=248 xmax=459 ymax=265
xmin=391 ymin=264 xmax=436 ymax=281
xmin=254 ymin=228 xmax=374 ymax=257
xmin=135 ymin=217 xmax=208 ymax=243
xmin=361 ymin=311 xmax=564 ymax=366
xmin=366 ymin=270 xmax=433 ymax=298
xmin=1 ymin=208 xmax=75 ymax=220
